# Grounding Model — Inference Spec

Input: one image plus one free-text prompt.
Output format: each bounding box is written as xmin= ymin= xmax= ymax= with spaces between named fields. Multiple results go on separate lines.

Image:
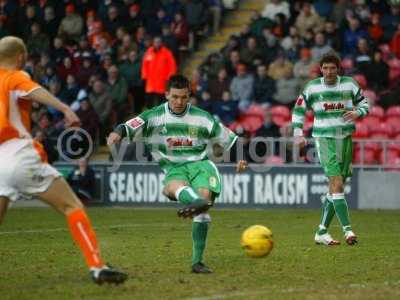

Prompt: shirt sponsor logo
xmin=166 ymin=137 xmax=193 ymax=147
xmin=127 ymin=117 xmax=144 ymax=129
xmin=323 ymin=102 xmax=344 ymax=111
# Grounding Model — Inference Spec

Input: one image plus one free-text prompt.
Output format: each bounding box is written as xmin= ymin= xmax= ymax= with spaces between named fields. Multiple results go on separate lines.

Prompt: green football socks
xmin=332 ymin=193 xmax=352 ymax=232
xmin=192 ymin=220 xmax=209 ymax=265
xmin=175 ymin=186 xmax=201 ymax=205
xmin=317 ymin=193 xmax=335 ymax=235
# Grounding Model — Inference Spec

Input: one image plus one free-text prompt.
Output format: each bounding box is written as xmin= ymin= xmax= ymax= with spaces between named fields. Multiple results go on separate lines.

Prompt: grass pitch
xmin=0 ymin=207 xmax=399 ymax=300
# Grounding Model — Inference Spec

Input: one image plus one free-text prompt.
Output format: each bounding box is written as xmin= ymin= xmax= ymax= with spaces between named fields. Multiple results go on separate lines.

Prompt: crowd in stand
xmin=196 ymin=0 xmax=400 ymax=166
xmin=0 ymin=0 xmax=229 ymax=162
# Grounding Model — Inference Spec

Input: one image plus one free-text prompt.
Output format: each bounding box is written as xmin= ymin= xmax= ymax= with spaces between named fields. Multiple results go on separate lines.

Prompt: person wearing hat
xmin=58 ymin=4 xmax=84 ymax=42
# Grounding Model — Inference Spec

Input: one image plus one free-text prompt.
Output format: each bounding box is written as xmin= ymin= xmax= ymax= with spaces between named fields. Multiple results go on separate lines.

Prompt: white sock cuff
xmin=331 ymin=193 xmax=345 ymax=200
xmin=318 ymin=224 xmax=327 ymax=230
xmin=193 ymin=213 xmax=211 ymax=223
xmin=175 ymin=186 xmax=188 ymax=200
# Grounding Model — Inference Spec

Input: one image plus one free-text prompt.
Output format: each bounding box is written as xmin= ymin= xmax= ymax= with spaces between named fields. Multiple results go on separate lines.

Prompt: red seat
xmin=363 ymin=89 xmax=378 ymax=104
xmin=369 ymin=106 xmax=384 ymax=119
xmin=384 ymin=157 xmax=400 ymax=171
xmin=362 ymin=115 xmax=380 ymax=130
xmin=240 ymin=115 xmax=264 ymax=133
xmin=379 ymin=149 xmax=400 ymax=165
xmin=353 ymin=122 xmax=369 ymax=138
xmin=246 ymin=104 xmax=266 ymax=118
xmin=265 ymin=155 xmax=285 ymax=165
xmin=386 ymin=105 xmax=400 ymax=118
xmin=270 ymin=105 xmax=290 ymax=119
xmin=305 ymin=111 xmax=314 ymax=123
xmin=388 ymin=141 xmax=400 ymax=153
xmin=353 ymin=74 xmax=367 ymax=89
xmin=272 ymin=115 xmax=289 ymax=127
xmin=369 ymin=122 xmax=393 ymax=137
xmin=364 ymin=140 xmax=382 ymax=153
xmin=353 ymin=148 xmax=376 ymax=165
xmin=385 ymin=117 xmax=400 ymax=135
xmin=341 ymin=58 xmax=354 ymax=70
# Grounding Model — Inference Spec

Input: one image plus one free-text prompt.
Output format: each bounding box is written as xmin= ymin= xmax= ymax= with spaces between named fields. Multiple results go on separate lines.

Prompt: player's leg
xmin=314 ymin=138 xmax=340 ymax=245
xmin=0 ymin=197 xmax=10 ymax=225
xmin=191 ymin=188 xmax=213 ymax=274
xmin=330 ymin=136 xmax=357 ymax=245
xmin=36 ymin=176 xmax=127 ymax=284
xmin=163 ymin=171 xmax=211 ymax=218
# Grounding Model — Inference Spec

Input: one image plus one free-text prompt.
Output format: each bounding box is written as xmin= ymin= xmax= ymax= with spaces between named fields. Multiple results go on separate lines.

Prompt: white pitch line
xmin=181 ymin=281 xmax=400 ymax=300
xmin=0 ymin=223 xmax=186 ymax=235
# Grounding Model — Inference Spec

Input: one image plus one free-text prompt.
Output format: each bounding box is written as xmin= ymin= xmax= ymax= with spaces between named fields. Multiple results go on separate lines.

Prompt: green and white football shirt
xmin=292 ymin=76 xmax=369 ymax=138
xmin=123 ymin=103 xmax=237 ymax=170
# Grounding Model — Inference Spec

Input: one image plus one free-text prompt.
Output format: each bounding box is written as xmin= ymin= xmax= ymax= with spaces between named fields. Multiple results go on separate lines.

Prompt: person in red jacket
xmin=141 ymin=36 xmax=177 ymax=107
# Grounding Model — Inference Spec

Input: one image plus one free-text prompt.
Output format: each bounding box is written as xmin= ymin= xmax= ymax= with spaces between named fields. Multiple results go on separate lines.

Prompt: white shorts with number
xmin=0 ymin=139 xmax=60 ymax=201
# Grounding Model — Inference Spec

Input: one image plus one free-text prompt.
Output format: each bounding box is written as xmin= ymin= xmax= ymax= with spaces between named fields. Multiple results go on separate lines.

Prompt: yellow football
xmin=240 ymin=225 xmax=274 ymax=258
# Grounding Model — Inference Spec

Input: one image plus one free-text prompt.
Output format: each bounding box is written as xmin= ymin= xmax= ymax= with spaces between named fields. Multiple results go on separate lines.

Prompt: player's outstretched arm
xmin=28 ymin=88 xmax=80 ymax=127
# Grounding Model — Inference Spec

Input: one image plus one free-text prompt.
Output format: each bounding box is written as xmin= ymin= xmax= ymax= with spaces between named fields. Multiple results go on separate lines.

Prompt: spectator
xmin=104 ymin=5 xmax=124 ymax=36
xmin=141 ymin=36 xmax=177 ymax=107
xmin=67 ymin=158 xmax=96 ymax=203
xmin=208 ymin=0 xmax=223 ymax=34
xmin=253 ymin=64 xmax=275 ymax=105
xmin=214 ymin=90 xmax=239 ymax=125
xmin=57 ymin=56 xmax=77 ymax=83
xmin=40 ymin=66 xmax=58 ymax=88
xmin=224 ymin=49 xmax=241 ymax=77
xmin=33 ymin=53 xmax=51 ymax=82
xmin=230 ymin=63 xmax=254 ymax=110
xmin=324 ymin=21 xmax=341 ymax=51
xmin=207 ymin=68 xmax=231 ymax=101
xmin=273 ymin=69 xmax=300 ymax=105
xmin=119 ymin=49 xmax=144 ymax=113
xmin=161 ymin=25 xmax=179 ymax=58
xmin=62 ymin=74 xmax=80 ymax=105
xmin=27 ymin=22 xmax=50 ymax=57
xmin=254 ymin=110 xmax=281 ymax=158
xmin=368 ymin=13 xmax=384 ymax=43
xmin=20 ymin=4 xmax=40 ymax=40
xmin=76 ymin=97 xmax=99 ymax=141
xmin=390 ymin=24 xmax=400 ymax=58
xmin=313 ymin=0 xmax=333 ymax=19
xmin=126 ymin=4 xmax=144 ymax=33
xmin=198 ymin=90 xmax=213 ymax=112
xmin=33 ymin=129 xmax=59 ymax=164
xmin=261 ymin=0 xmax=290 ymax=21
xmin=260 ymin=26 xmax=280 ymax=64
xmin=185 ymin=0 xmax=208 ymax=49
xmin=268 ymin=53 xmax=293 ymax=80
xmin=50 ymin=36 xmax=69 ymax=64
xmin=89 ymin=79 xmax=113 ymax=132
xmin=342 ymin=17 xmax=368 ymax=55
xmin=107 ymin=65 xmax=128 ymax=121
xmin=365 ymin=50 xmax=389 ymax=92
xmin=58 ymin=4 xmax=84 ymax=42
xmin=240 ymin=36 xmax=263 ymax=66
xmin=355 ymin=38 xmax=372 ymax=75
xmin=311 ymin=32 xmax=332 ymax=62
xmin=43 ymin=6 xmax=59 ymax=40
xmin=294 ymin=48 xmax=314 ymax=86
xmin=382 ymin=5 xmax=400 ymax=42
xmin=76 ymin=53 xmax=98 ymax=87
xmin=171 ymin=12 xmax=189 ymax=49
xmin=148 ymin=7 xmax=172 ymax=36
xmin=190 ymin=69 xmax=207 ymax=98
xmin=295 ymin=2 xmax=324 ymax=39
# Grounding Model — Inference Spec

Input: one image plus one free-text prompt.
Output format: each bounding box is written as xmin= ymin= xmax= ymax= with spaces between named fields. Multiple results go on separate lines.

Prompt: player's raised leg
xmin=36 ymin=177 xmax=128 ymax=284
xmin=163 ymin=180 xmax=211 ymax=218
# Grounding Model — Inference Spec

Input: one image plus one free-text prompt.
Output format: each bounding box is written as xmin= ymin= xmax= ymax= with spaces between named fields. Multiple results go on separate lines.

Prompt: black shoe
xmin=177 ymin=200 xmax=211 ymax=218
xmin=90 ymin=265 xmax=128 ymax=285
xmin=192 ymin=262 xmax=213 ymax=274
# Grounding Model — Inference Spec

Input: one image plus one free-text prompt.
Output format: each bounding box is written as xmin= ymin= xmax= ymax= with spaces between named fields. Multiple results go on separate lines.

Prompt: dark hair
xmin=167 ymin=74 xmax=190 ymax=91
xmin=319 ymin=51 xmax=341 ymax=68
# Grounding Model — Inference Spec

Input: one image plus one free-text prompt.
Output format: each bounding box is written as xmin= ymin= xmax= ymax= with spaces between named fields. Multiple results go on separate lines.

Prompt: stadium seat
xmin=385 ymin=117 xmax=400 ymax=135
xmin=363 ymin=89 xmax=378 ymax=104
xmin=386 ymin=105 xmax=400 ymax=118
xmin=362 ymin=115 xmax=380 ymax=130
xmin=379 ymin=148 xmax=400 ymax=165
xmin=369 ymin=122 xmax=393 ymax=137
xmin=341 ymin=57 xmax=354 ymax=70
xmin=369 ymin=106 xmax=384 ymax=119
xmin=239 ymin=115 xmax=264 ymax=133
xmin=383 ymin=157 xmax=400 ymax=171
xmin=270 ymin=105 xmax=290 ymax=119
xmin=353 ymin=74 xmax=367 ymax=89
xmin=264 ymin=155 xmax=285 ymax=165
xmin=388 ymin=58 xmax=400 ymax=83
xmin=353 ymin=148 xmax=376 ymax=165
xmin=246 ymin=104 xmax=266 ymax=118
xmin=353 ymin=122 xmax=369 ymax=138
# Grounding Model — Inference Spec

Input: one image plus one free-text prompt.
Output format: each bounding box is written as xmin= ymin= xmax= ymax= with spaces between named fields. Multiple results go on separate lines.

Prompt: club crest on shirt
xmin=209 ymin=176 xmax=217 ymax=188
xmin=188 ymin=126 xmax=198 ymax=137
